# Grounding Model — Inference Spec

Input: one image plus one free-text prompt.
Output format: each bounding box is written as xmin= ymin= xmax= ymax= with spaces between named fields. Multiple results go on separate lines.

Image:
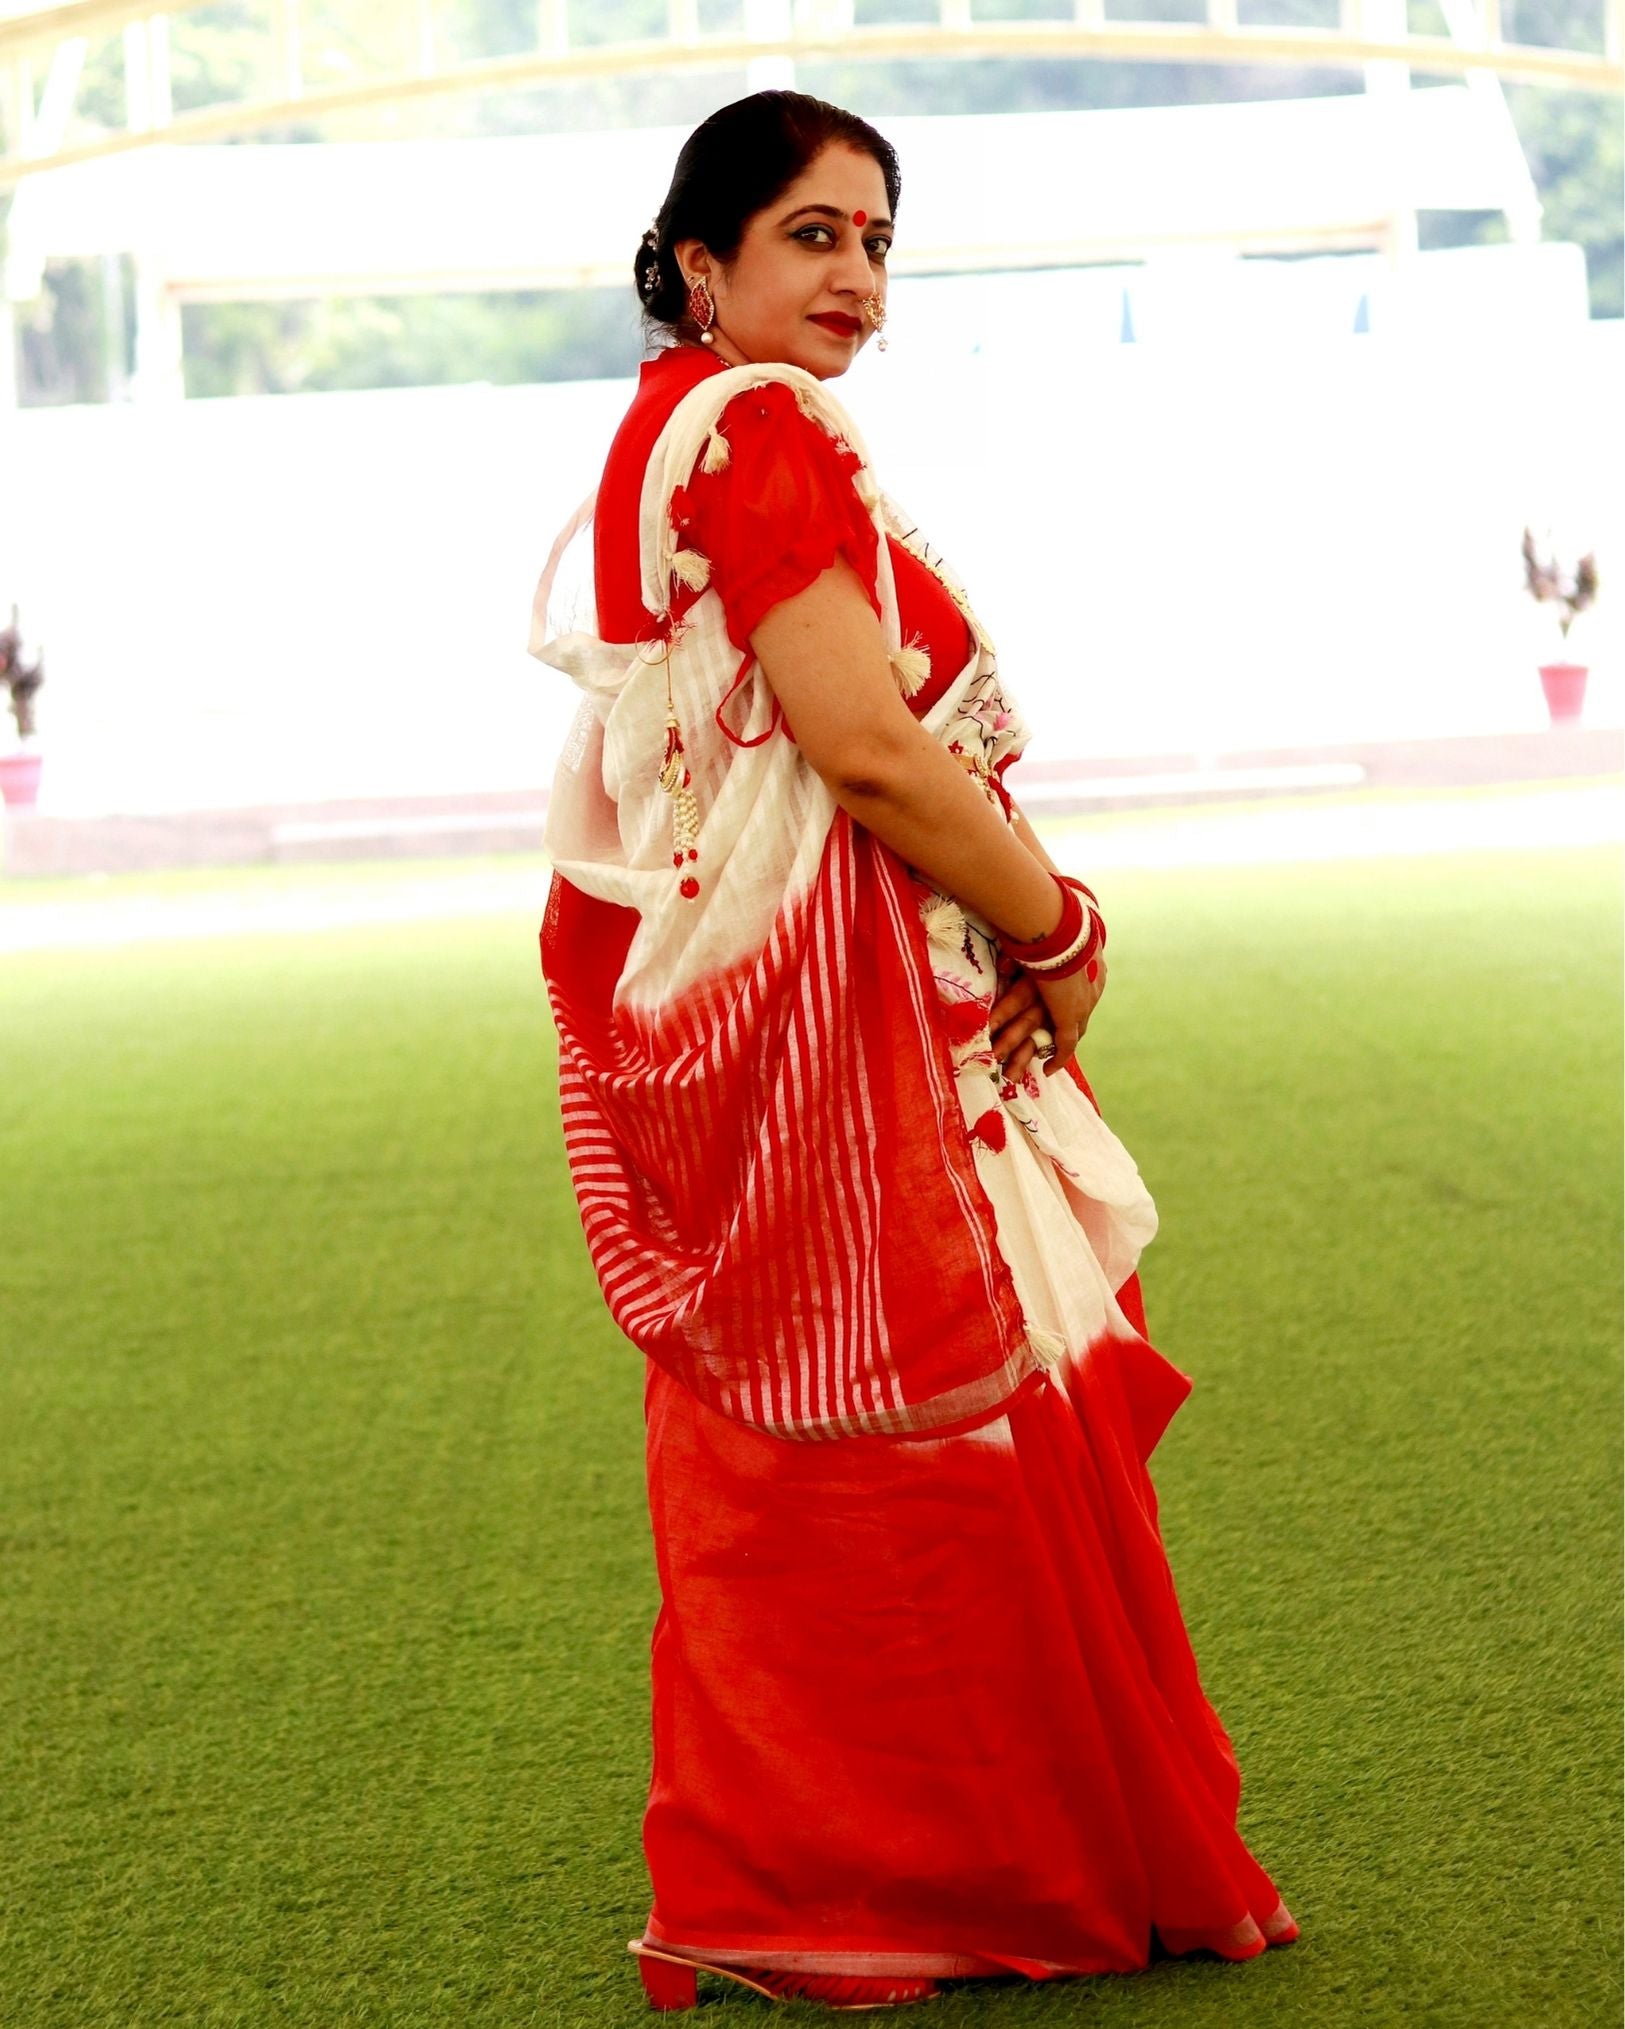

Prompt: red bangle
xmin=1058 ymin=873 xmax=1107 ymax=953
xmin=1021 ymin=875 xmax=1105 ymax=980
xmin=1026 ymin=911 xmax=1102 ymax=981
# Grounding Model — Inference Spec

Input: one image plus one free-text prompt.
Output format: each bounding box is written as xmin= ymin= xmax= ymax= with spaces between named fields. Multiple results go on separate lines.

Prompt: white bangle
xmin=1021 ymin=911 xmax=1098 ymax=972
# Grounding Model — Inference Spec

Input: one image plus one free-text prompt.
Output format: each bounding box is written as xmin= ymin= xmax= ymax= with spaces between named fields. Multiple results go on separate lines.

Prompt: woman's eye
xmin=792 ymin=225 xmax=892 ymax=260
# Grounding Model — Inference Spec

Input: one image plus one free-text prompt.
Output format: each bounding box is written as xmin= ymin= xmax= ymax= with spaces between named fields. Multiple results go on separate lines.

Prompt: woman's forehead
xmin=777 ymin=145 xmax=886 ymax=203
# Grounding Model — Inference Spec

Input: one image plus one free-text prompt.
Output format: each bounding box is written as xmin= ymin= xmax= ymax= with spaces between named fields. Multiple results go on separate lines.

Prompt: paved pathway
xmin=1 ymin=783 xmax=1617 ymax=956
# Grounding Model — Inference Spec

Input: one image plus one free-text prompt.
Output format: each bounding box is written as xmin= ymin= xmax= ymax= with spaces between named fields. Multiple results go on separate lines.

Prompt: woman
xmin=532 ymin=90 xmax=1298 ymax=2013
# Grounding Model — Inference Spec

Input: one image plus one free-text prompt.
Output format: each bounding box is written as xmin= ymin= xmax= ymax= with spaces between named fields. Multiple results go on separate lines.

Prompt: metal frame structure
xmin=1 ymin=0 xmax=1620 ymax=189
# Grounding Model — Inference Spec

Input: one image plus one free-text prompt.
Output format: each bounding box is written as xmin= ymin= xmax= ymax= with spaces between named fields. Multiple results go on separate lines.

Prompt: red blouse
xmin=593 ymin=345 xmax=974 ymax=743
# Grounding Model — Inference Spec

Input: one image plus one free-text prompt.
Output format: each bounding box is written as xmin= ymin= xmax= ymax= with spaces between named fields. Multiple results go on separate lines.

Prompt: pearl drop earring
xmin=686 ymin=275 xmax=717 ymax=343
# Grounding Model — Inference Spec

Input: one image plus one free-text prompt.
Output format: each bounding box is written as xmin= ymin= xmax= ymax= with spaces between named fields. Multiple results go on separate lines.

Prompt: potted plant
xmin=0 ymin=605 xmax=45 ymax=808
xmin=1521 ymin=527 xmax=1600 ymax=726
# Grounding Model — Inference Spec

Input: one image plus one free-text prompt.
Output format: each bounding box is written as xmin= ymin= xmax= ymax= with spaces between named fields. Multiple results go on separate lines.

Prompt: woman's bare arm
xmin=749 ymin=560 xmax=1064 ymax=943
xmin=1008 ymin=798 xmax=1060 ymax=877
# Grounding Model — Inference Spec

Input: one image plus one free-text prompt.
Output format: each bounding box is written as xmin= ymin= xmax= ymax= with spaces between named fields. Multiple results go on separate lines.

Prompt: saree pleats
xmin=639 ymin=1308 xmax=1283 ymax=1979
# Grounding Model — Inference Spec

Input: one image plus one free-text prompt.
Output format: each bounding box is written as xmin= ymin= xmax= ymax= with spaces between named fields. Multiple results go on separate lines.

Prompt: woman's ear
xmin=671 ymin=239 xmax=711 ymax=289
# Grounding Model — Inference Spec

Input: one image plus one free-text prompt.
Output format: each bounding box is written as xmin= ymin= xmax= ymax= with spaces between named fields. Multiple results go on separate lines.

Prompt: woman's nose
xmin=834 ymin=232 xmax=877 ymax=294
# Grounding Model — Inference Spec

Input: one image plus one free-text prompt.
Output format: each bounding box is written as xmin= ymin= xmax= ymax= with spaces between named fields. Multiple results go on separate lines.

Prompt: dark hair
xmin=634 ymin=90 xmax=901 ymax=340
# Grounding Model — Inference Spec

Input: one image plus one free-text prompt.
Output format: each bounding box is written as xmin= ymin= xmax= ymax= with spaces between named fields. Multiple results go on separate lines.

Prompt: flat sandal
xmin=628 ymin=1939 xmax=941 ymax=2011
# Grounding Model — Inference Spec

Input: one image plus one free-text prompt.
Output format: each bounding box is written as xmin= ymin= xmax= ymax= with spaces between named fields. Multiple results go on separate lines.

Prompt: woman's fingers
xmin=1043 ymin=1019 xmax=1081 ymax=1074
xmin=989 ymin=975 xmax=1042 ymax=1035
xmin=993 ymin=1005 xmax=1048 ymax=1071
xmin=990 ymin=960 xmax=1107 ymax=1082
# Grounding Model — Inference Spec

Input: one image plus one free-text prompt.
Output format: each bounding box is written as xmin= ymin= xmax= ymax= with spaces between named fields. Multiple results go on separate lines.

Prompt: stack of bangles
xmin=999 ymin=873 xmax=1106 ymax=983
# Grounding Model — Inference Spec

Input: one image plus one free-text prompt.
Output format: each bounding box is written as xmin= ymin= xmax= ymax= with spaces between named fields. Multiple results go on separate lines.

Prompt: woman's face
xmin=674 ymin=142 xmax=892 ymax=378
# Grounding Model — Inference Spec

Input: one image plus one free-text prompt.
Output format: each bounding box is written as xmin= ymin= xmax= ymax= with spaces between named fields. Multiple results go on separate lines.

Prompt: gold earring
xmin=686 ymin=275 xmax=717 ymax=343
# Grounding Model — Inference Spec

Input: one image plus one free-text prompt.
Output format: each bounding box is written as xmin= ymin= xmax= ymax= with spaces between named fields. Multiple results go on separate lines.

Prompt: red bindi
xmin=852 ymin=210 xmax=867 ymax=227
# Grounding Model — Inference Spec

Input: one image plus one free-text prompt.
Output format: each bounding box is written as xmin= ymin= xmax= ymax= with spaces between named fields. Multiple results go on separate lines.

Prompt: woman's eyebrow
xmin=778 ymin=204 xmax=895 ymax=230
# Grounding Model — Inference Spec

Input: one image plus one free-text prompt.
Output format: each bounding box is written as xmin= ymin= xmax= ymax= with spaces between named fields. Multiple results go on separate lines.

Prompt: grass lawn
xmin=1 ymin=841 xmax=1619 ymax=2027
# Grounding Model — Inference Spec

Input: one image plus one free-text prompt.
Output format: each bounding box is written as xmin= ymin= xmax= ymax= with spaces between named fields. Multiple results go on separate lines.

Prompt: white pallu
xmin=532 ymin=359 xmax=1158 ymax=1435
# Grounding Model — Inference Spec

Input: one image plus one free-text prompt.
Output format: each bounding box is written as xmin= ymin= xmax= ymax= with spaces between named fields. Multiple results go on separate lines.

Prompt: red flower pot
xmin=0 ymin=750 xmax=42 ymax=807
xmin=1538 ymin=662 xmax=1588 ymax=726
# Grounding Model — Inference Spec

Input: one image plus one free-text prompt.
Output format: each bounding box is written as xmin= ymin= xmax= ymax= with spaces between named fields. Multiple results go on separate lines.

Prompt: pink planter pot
xmin=0 ymin=750 xmax=42 ymax=807
xmin=1538 ymin=662 xmax=1588 ymax=726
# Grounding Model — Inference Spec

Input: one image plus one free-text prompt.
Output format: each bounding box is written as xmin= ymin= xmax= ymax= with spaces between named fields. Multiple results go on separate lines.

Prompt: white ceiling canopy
xmin=4 ymin=89 xmax=1542 ymax=304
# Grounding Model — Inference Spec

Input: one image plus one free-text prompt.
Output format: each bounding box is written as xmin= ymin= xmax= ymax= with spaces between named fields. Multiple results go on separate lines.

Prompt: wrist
xmin=998 ymin=874 xmax=1081 ymax=963
xmin=1002 ymin=873 xmax=1107 ymax=982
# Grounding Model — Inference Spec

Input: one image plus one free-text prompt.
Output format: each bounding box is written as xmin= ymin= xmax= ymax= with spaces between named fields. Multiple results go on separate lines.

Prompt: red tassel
xmin=941 ymin=998 xmax=991 ymax=1049
xmin=969 ymin=1107 xmax=1007 ymax=1153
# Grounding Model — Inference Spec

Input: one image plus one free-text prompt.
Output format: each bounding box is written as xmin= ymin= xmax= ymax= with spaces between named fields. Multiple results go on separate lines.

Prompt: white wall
xmin=4 ymin=248 xmax=1620 ymax=817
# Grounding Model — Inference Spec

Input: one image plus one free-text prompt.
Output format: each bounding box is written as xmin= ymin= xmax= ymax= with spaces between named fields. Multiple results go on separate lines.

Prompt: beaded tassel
xmin=652 ymin=456 xmax=716 ymax=901
xmin=658 ymin=705 xmax=702 ymax=901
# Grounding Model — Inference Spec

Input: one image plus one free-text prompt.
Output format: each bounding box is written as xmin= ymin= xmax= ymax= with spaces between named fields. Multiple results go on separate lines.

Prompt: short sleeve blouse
xmin=676 ymin=383 xmax=883 ymax=651
xmin=591 ymin=348 xmax=978 ymax=751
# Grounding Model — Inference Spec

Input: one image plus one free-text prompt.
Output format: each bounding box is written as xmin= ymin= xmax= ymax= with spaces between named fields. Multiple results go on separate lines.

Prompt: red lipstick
xmin=809 ymin=313 xmax=862 ymax=336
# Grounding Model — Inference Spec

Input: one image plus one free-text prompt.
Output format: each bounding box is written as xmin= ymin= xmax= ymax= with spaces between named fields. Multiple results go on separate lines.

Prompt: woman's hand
xmin=989 ymin=958 xmax=1107 ymax=1081
xmin=1030 ymin=960 xmax=1106 ymax=1076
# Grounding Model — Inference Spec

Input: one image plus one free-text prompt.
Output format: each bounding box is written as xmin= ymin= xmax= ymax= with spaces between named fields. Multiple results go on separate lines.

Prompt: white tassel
xmin=920 ymin=892 xmax=964 ymax=945
xmin=1027 ymin=1327 xmax=1068 ymax=1370
xmin=669 ymin=547 xmax=711 ymax=591
xmin=701 ymin=427 xmax=730 ymax=473
xmin=890 ymin=642 xmax=932 ymax=697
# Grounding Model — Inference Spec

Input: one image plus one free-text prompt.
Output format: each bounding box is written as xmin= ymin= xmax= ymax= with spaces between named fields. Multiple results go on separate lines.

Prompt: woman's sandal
xmin=1260 ymin=1900 xmax=1300 ymax=1945
xmin=1158 ymin=1899 xmax=1300 ymax=1961
xmin=629 ymin=1940 xmax=941 ymax=2012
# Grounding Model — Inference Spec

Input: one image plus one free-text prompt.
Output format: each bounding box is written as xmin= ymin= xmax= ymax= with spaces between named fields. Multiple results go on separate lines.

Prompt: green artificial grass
xmin=1 ymin=843 xmax=1619 ymax=2028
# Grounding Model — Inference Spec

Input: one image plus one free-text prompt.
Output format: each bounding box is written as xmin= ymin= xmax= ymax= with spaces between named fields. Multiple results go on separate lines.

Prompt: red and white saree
xmin=532 ymin=343 xmax=1293 ymax=1980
